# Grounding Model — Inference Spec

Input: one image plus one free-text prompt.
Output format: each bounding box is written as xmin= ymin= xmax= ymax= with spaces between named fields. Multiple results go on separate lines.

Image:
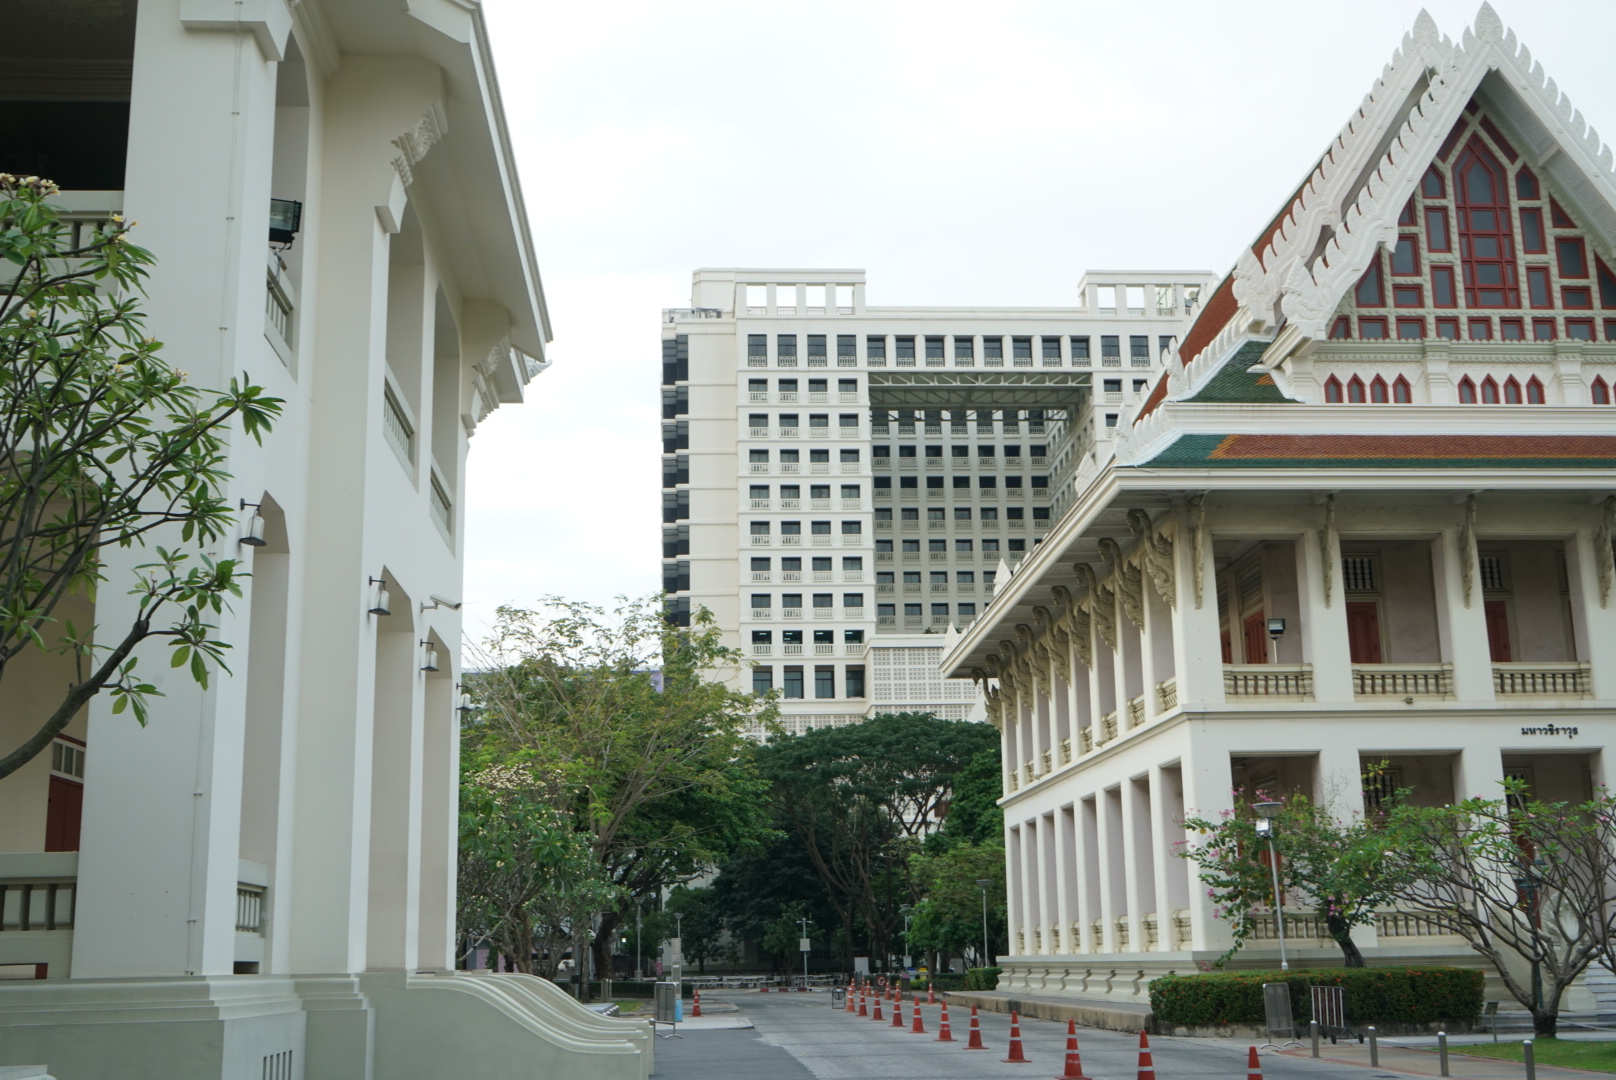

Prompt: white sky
xmin=459 ymin=0 xmax=1616 ymax=638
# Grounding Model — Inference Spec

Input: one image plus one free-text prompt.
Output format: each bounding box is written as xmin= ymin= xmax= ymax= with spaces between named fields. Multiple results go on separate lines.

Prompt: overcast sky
xmin=458 ymin=0 xmax=1616 ymax=639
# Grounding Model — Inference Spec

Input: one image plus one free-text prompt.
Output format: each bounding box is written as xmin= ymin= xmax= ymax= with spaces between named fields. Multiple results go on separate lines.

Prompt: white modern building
xmin=941 ymin=5 xmax=1616 ymax=1011
xmin=662 ymin=270 xmax=1213 ymax=734
xmin=0 ymin=2 xmax=649 ymax=1078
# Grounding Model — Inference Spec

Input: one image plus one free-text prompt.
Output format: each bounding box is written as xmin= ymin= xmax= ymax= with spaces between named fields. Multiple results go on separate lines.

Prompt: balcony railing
xmin=1099 ymin=712 xmax=1118 ymax=742
xmin=237 ymin=885 xmax=266 ymax=934
xmin=1224 ymin=664 xmax=1313 ymax=698
xmin=1127 ymin=695 xmax=1146 ymax=728
xmin=383 ymin=386 xmax=414 ymax=464
xmin=1352 ymin=663 xmax=1451 ymax=697
xmin=1493 ymin=662 xmax=1591 ymax=696
xmin=1156 ymin=678 xmax=1178 ymax=711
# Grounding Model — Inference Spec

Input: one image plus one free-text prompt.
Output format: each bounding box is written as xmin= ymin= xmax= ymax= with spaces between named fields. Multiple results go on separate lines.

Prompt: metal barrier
xmin=1310 ymin=984 xmax=1361 ymax=1043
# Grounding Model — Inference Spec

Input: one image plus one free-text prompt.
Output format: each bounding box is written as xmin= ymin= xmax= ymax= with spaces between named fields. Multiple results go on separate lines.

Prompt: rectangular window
xmin=1041 ymin=337 xmax=1061 ymax=360
xmin=954 ymin=336 xmax=975 ymax=359
xmin=1436 ymin=317 xmax=1459 ymax=340
xmin=957 ymin=603 xmax=976 ymax=619
xmin=1527 ymin=266 xmax=1552 ymax=308
xmin=1392 ymin=235 xmax=1420 ymax=275
xmin=1425 ymin=207 xmax=1451 ymax=252
xmin=867 ymin=336 xmax=887 ymax=360
xmin=1393 ymin=285 xmax=1422 ymax=307
xmin=748 ymin=334 xmax=767 ymax=358
xmin=1355 ymin=259 xmax=1385 ymax=306
xmin=925 ymin=336 xmax=945 ymax=359
xmin=837 ymin=334 xmax=856 ymax=359
xmin=1012 ymin=336 xmax=1033 ymax=360
xmin=1469 ymin=318 xmax=1493 ymax=341
xmin=812 ymin=593 xmax=833 ymax=609
xmin=1520 ymin=208 xmax=1545 ymax=253
xmin=983 ymin=336 xmax=1003 ymax=359
xmin=956 ymin=539 xmax=973 ymax=552
xmin=1567 ymin=318 xmax=1595 ymax=341
xmin=1070 ymin=336 xmax=1090 ymax=361
xmin=1100 ymin=335 xmax=1120 ymax=359
xmin=1499 ymin=318 xmax=1524 ymax=341
xmin=1129 ymin=335 xmax=1149 ymax=359
xmin=1557 ymin=237 xmax=1588 ymax=278
xmin=1533 ymin=318 xmax=1557 ymax=341
xmin=753 ymin=667 xmax=773 ymax=695
xmin=844 ymin=666 xmax=865 ymax=698
xmin=751 ymin=593 xmax=771 ymax=608
xmin=783 ymin=666 xmax=804 ymax=698
xmin=841 ymin=520 xmax=861 ymax=534
xmin=777 ymin=334 xmax=797 ymax=358
xmin=1431 ymin=265 xmax=1457 ymax=307
xmin=895 ymin=336 xmax=915 ymax=360
xmin=1396 ymin=318 xmax=1425 ymax=339
xmin=1358 ymin=317 xmax=1387 ymax=339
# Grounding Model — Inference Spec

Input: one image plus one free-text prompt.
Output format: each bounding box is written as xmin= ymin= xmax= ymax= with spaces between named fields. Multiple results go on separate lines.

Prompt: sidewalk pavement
xmin=1277 ymin=1040 xmax=1610 ymax=1079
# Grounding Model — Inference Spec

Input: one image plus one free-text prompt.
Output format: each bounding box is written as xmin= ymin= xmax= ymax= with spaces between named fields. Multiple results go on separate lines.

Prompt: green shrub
xmin=1150 ymin=968 xmax=1483 ymax=1027
xmin=964 ymin=966 xmax=1002 ymax=991
xmin=923 ymin=974 xmax=969 ymax=991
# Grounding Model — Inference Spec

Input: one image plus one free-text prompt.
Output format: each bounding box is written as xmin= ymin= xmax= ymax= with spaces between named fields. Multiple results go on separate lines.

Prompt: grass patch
xmin=1454 ymin=1039 xmax=1616 ymax=1072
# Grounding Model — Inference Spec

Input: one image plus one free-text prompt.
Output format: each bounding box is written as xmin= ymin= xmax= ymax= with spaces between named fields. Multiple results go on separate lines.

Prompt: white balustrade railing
xmin=1224 ymin=664 xmax=1313 ymax=698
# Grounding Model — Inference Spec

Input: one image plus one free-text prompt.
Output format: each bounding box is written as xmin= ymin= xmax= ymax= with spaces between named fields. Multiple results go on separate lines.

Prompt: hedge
xmin=964 ymin=966 xmax=1002 ymax=991
xmin=1150 ymin=968 xmax=1484 ymax=1027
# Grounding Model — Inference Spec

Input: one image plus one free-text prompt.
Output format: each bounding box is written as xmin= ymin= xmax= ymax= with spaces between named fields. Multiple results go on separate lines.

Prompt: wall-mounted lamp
xmin=269 ymin=198 xmax=302 ymax=245
xmin=238 ymin=501 xmax=266 ymax=547
xmin=1266 ymin=617 xmax=1286 ymax=641
xmin=368 ymin=577 xmax=391 ymax=617
xmin=456 ymin=692 xmax=476 ymax=716
xmin=420 ymin=641 xmax=440 ymax=672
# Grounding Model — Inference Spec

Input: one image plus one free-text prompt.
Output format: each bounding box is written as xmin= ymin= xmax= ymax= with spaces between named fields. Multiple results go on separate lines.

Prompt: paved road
xmin=648 ymin=991 xmax=1432 ymax=1080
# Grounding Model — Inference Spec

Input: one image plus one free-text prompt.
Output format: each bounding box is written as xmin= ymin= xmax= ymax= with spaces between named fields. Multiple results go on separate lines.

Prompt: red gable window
xmin=1456 ymin=140 xmax=1519 ymax=308
xmin=1393 ymin=376 xmax=1413 ymax=403
xmin=1324 ymin=376 xmax=1343 ymax=403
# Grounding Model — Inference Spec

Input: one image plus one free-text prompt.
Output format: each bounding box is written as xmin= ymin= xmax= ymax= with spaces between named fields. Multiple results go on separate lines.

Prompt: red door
xmin=1484 ymin=599 xmax=1512 ymax=662
xmin=1242 ymin=611 xmax=1269 ymax=664
xmin=1220 ymin=630 xmax=1232 ymax=664
xmin=1345 ymin=601 xmax=1383 ymax=663
xmin=44 ymin=776 xmax=83 ymax=852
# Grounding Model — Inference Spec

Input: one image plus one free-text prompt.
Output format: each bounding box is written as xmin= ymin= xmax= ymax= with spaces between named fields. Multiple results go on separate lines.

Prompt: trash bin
xmin=831 ymin=986 xmax=846 ymax=1009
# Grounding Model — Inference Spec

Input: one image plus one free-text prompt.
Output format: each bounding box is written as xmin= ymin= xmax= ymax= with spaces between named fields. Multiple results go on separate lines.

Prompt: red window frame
xmin=1425 ymin=207 xmax=1452 ymax=252
xmin=1533 ymin=318 xmax=1557 ymax=341
xmin=1435 ymin=317 xmax=1460 ymax=340
xmin=1550 ymin=198 xmax=1574 ymax=228
xmin=1324 ymin=376 xmax=1344 ymax=403
xmin=1355 ymin=259 xmax=1386 ymax=307
xmin=1396 ymin=318 xmax=1426 ymax=339
xmin=1431 ymin=265 xmax=1457 ymax=307
xmin=1566 ymin=318 xmax=1594 ymax=342
xmin=1557 ymin=237 xmax=1589 ymax=278
xmin=1526 ymin=377 xmax=1545 ymax=404
xmin=1393 ymin=285 xmax=1423 ymax=308
xmin=1421 ymin=166 xmax=1445 ymax=198
xmin=1526 ymin=266 xmax=1552 ymax=308
xmin=1330 ymin=316 xmax=1351 ymax=340
xmin=1398 ymin=198 xmax=1416 ymax=226
xmin=1468 ymin=318 xmax=1493 ymax=341
xmin=1392 ymin=235 xmax=1421 ymax=275
xmin=1503 ymin=377 xmax=1522 ymax=404
xmin=1516 ymin=166 xmax=1539 ymax=199
xmin=1456 ymin=139 xmax=1519 ymax=307
xmin=1606 ymin=318 xmax=1616 ymax=341
xmin=1519 ymin=208 xmax=1546 ymax=253
xmin=1458 ymin=377 xmax=1478 ymax=403
xmin=1393 ymin=376 xmax=1413 ymax=403
xmin=1370 ymin=376 xmax=1389 ymax=403
xmin=1481 ymin=377 xmax=1500 ymax=404
xmin=1359 ymin=317 xmax=1387 ymax=339
xmin=1347 ymin=376 xmax=1366 ymax=403
xmin=1500 ymin=318 xmax=1525 ymax=341
xmin=1593 ymin=376 xmax=1611 ymax=404
xmin=1563 ymin=287 xmax=1592 ymax=310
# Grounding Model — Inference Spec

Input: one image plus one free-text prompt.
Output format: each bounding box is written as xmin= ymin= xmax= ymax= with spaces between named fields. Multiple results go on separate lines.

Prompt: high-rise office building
xmin=662 ymin=270 xmax=1214 ymax=734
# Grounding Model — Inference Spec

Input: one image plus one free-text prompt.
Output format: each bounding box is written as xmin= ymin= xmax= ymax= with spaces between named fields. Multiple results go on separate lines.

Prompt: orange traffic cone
xmin=1246 ymin=1045 xmax=1263 ymax=1080
xmin=845 ymin=985 xmax=855 ymax=1013
xmin=892 ymin=994 xmax=906 ymax=1028
xmin=872 ymin=995 xmax=883 ymax=1022
xmin=692 ymin=989 xmax=701 ymax=1017
xmin=965 ymin=1004 xmax=987 ymax=1050
xmin=857 ymin=991 xmax=867 ymax=1017
xmin=1057 ymin=1018 xmax=1090 ymax=1079
xmin=1004 ymin=1010 xmax=1030 ymax=1063
xmin=928 ymin=983 xmax=937 ymax=1004
xmin=911 ymin=994 xmax=926 ymax=1034
xmin=1136 ymin=1030 xmax=1156 ymax=1080
xmin=936 ymin=1000 xmax=954 ymax=1042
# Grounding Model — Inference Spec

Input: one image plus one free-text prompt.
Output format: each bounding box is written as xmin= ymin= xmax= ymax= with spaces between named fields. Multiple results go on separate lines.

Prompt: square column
xmin=1053 ymin=805 xmax=1073 ymax=954
xmin=1172 ymin=503 xmax=1225 ymax=707
xmin=1297 ymin=524 xmax=1353 ymax=703
xmin=1431 ymin=528 xmax=1496 ymax=702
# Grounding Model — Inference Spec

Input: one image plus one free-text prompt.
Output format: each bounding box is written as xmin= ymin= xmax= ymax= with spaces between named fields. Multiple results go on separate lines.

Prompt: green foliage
xmin=747 ymin=711 xmax=999 ymax=970
xmin=761 ymin=901 xmax=816 ymax=964
xmin=462 ymin=598 xmax=776 ymax=973
xmin=664 ymin=886 xmax=729 ymax=973
xmin=963 ymin=966 xmax=1001 ymax=991
xmin=906 ymin=842 xmax=1005 ymax=965
xmin=0 ymin=174 xmax=282 ymax=780
xmin=1378 ymin=785 xmax=1616 ymax=1037
xmin=936 ymin=748 xmax=1004 ymax=848
xmin=1180 ymin=785 xmax=1411 ymax=967
xmin=1149 ymin=968 xmax=1484 ymax=1027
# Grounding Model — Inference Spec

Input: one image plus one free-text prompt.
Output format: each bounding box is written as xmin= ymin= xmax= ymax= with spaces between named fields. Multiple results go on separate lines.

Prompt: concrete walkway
xmin=647 ymin=990 xmax=1615 ymax=1080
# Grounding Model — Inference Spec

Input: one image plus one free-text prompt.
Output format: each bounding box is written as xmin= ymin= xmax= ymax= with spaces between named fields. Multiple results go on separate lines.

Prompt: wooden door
xmin=45 ymin=776 xmax=83 ymax=852
xmin=1484 ymin=599 xmax=1512 ymax=662
xmin=1345 ymin=601 xmax=1383 ymax=663
xmin=1242 ymin=611 xmax=1269 ymax=664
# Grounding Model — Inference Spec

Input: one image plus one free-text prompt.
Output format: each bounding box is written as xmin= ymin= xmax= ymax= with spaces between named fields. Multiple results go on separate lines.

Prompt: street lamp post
xmin=1253 ymin=801 xmax=1289 ymax=972
xmin=975 ymin=879 xmax=993 ymax=969
xmin=674 ymin=911 xmax=683 ymax=973
xmin=799 ymin=916 xmax=811 ymax=986
xmin=899 ymin=906 xmax=913 ymax=973
xmin=635 ymin=900 xmax=643 ymax=980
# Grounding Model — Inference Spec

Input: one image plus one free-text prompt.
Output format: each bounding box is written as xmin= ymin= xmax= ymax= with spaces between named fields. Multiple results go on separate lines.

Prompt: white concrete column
xmin=1005 ymin=825 xmax=1021 ymax=959
xmin=1096 ymin=788 xmax=1119 ymax=952
xmin=1298 ymin=524 xmax=1354 ymax=702
xmin=1019 ymin=819 xmax=1038 ymax=954
xmin=1431 ymin=527 xmax=1496 ymax=702
xmin=1172 ymin=503 xmax=1226 ymax=706
xmin=1053 ymin=805 xmax=1073 ymax=954
xmin=1040 ymin=814 xmax=1059 ymax=953
xmin=1121 ymin=776 xmax=1148 ymax=952
xmin=1179 ymin=743 xmax=1235 ymax=954
xmin=1076 ymin=798 xmax=1097 ymax=953
xmin=416 ymin=670 xmax=457 ymax=970
xmin=1148 ymin=765 xmax=1175 ymax=952
xmin=1567 ymin=525 xmax=1616 ymax=700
